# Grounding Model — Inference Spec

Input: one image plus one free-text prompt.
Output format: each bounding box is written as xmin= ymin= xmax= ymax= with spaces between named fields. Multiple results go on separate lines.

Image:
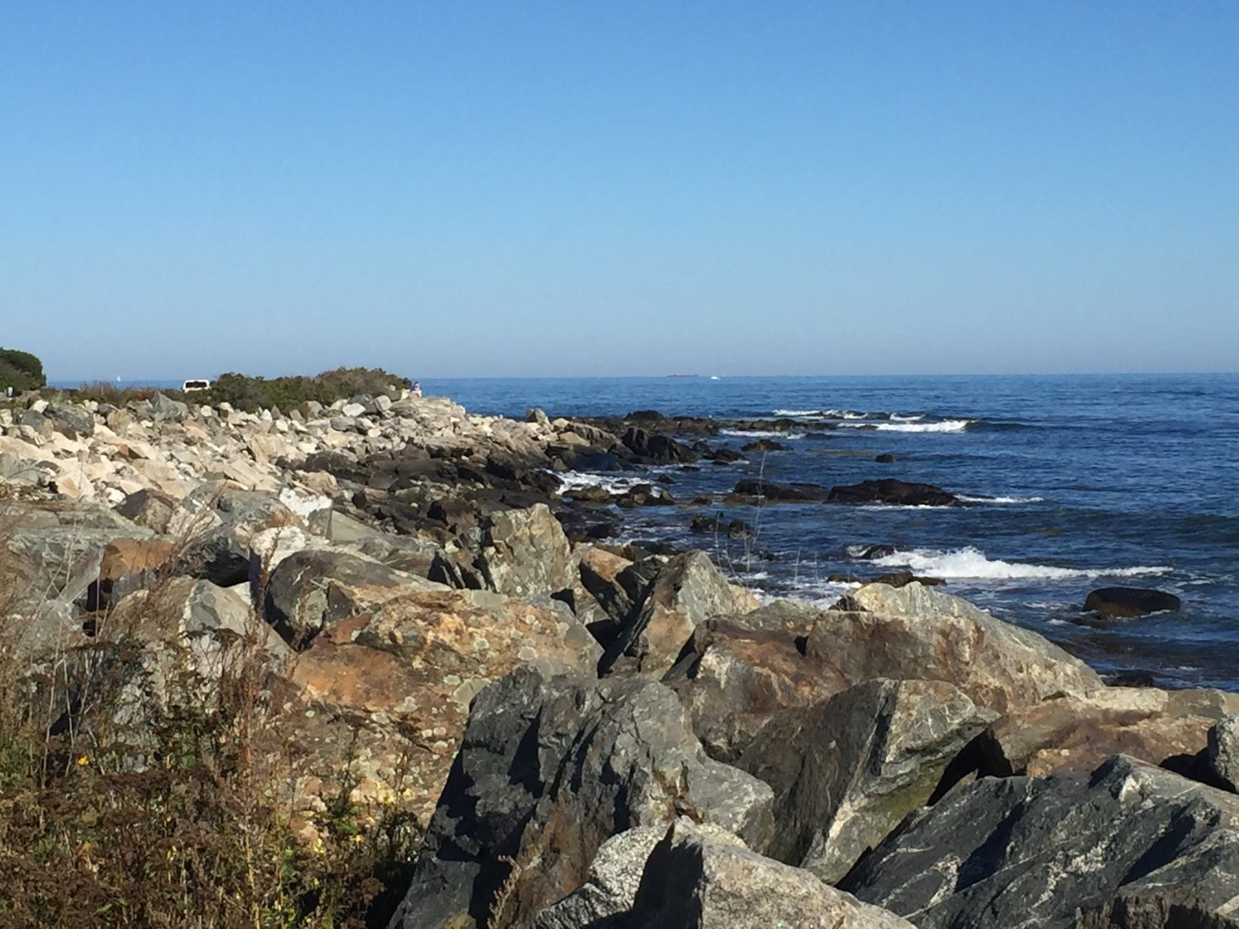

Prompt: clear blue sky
xmin=2 ymin=1 xmax=1236 ymax=379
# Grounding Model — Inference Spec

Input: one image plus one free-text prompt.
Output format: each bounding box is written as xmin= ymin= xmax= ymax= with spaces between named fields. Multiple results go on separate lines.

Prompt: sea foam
xmin=865 ymin=419 xmax=973 ymax=433
xmin=721 ymin=429 xmax=806 ymax=439
xmin=956 ymin=494 xmax=1045 ymax=504
xmin=554 ymin=470 xmax=651 ymax=495
xmin=870 ymin=546 xmax=1171 ymax=581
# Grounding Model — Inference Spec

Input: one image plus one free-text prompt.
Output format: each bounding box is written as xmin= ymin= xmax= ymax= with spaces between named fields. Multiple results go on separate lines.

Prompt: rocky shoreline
xmin=3 ymin=383 xmax=1238 ymax=928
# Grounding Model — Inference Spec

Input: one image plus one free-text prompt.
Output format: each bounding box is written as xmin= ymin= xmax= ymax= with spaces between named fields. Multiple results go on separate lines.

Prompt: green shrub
xmin=0 ymin=348 xmax=46 ymax=392
xmin=205 ymin=368 xmax=412 ymax=413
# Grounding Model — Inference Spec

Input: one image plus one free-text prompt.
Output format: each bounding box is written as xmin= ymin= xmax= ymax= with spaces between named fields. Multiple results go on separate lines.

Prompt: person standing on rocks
xmin=412 ymin=381 xmax=422 ymax=397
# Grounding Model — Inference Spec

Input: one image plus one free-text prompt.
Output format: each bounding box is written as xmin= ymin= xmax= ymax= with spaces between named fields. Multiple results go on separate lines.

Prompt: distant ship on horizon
xmin=665 ymin=373 xmax=698 ymax=378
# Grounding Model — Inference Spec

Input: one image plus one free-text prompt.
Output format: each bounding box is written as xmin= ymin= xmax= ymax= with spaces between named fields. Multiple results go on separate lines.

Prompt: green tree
xmin=0 ymin=348 xmax=46 ymax=392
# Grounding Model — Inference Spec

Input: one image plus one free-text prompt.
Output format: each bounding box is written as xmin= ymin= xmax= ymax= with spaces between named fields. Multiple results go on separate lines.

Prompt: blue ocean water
xmin=430 ymin=374 xmax=1239 ymax=691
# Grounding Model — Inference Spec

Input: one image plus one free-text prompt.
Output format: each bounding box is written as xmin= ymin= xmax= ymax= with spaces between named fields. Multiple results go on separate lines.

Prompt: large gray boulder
xmin=387 ymin=661 xmax=774 ymax=929
xmin=429 ymin=503 xmax=576 ymax=600
xmin=530 ymin=824 xmax=669 ymax=929
xmin=625 ymin=819 xmax=916 ymax=929
xmin=737 ymin=678 xmax=997 ymax=883
xmin=1 ymin=502 xmax=153 ymax=607
xmin=815 ymin=582 xmax=1104 ymax=713
xmin=1207 ymin=714 xmax=1239 ymax=791
xmin=664 ymin=618 xmax=849 ymax=763
xmin=262 ymin=548 xmax=443 ymax=649
xmin=599 ymin=550 xmax=755 ymax=677
xmin=476 ymin=503 xmax=574 ymax=598
xmin=840 ymin=755 xmax=1239 ymax=929
xmin=169 ymin=485 xmax=304 ymax=587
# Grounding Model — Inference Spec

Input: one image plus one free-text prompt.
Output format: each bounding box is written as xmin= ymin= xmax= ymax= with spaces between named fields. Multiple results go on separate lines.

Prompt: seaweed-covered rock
xmin=828 ymin=479 xmax=959 ymax=507
xmin=1083 ymin=586 xmax=1182 ymax=619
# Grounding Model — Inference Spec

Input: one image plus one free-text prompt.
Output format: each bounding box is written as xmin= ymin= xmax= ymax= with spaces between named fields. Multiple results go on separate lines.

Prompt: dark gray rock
xmin=1084 ymin=587 xmax=1182 ymax=619
xmin=626 ymin=819 xmax=916 ymax=929
xmin=115 ymin=487 xmax=177 ymax=534
xmin=598 ymin=550 xmax=750 ymax=677
xmin=429 ymin=503 xmax=575 ymax=601
xmin=828 ymin=479 xmax=960 ymax=507
xmin=387 ymin=661 xmax=774 ymax=929
xmin=733 ymin=478 xmax=828 ymax=501
xmin=737 ymin=678 xmax=996 ymax=883
xmin=168 ymin=485 xmax=301 ymax=587
xmin=148 ymin=391 xmax=188 ymax=422
xmin=840 ymin=755 xmax=1239 ymax=929
xmin=1207 ymin=714 xmax=1239 ymax=792
xmin=45 ymin=401 xmax=95 ymax=438
xmin=621 ymin=427 xmax=698 ymax=464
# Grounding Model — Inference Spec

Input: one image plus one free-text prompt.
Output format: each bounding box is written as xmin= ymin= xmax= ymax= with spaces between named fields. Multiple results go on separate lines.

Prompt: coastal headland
xmin=2 ymin=371 xmax=1238 ymax=927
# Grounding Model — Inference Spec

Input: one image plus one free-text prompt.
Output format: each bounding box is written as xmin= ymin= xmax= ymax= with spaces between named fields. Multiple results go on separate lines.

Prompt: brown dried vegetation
xmin=0 ymin=494 xmax=420 ymax=927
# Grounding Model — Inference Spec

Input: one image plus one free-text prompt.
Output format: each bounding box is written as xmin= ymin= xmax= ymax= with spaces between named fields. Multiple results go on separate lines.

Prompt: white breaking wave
xmin=839 ymin=419 xmax=972 ymax=433
xmin=772 ymin=409 xmax=821 ymax=417
xmin=857 ymin=504 xmax=956 ymax=511
xmin=888 ymin=413 xmax=924 ymax=422
xmin=720 ymin=429 xmax=806 ymax=440
xmin=871 ymin=546 xmax=1171 ymax=581
xmin=554 ymin=470 xmax=651 ymax=495
xmin=956 ymin=494 xmax=1045 ymax=504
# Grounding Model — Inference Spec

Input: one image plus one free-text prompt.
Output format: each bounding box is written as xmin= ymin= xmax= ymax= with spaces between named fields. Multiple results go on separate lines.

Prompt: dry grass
xmin=0 ymin=493 xmax=420 ymax=927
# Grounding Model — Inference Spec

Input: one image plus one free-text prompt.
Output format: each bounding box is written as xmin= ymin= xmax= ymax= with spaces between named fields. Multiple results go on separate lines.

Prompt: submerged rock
xmin=1083 ymin=586 xmax=1182 ymax=619
xmin=733 ymin=478 xmax=827 ymax=502
xmin=828 ymin=478 xmax=960 ymax=507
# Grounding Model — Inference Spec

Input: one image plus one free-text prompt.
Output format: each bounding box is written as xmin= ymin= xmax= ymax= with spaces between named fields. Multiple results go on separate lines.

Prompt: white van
xmin=182 ymin=379 xmax=211 ymax=392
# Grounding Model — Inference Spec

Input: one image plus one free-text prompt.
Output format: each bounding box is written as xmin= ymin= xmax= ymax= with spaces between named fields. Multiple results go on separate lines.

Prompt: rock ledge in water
xmin=1083 ymin=586 xmax=1181 ymax=619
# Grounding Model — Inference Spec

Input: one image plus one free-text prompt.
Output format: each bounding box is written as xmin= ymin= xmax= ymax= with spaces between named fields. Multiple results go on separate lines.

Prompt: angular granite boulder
xmin=813 ymin=582 xmax=1104 ymax=713
xmin=841 ymin=755 xmax=1239 ymax=929
xmin=737 ymin=678 xmax=997 ymax=883
xmin=626 ymin=819 xmax=915 ymax=929
xmin=599 ymin=550 xmax=756 ymax=677
xmin=387 ymin=661 xmax=774 ymax=929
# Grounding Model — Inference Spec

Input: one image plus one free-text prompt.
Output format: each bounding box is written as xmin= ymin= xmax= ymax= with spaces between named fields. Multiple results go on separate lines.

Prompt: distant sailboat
xmin=709 ymin=375 xmax=720 ymax=380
